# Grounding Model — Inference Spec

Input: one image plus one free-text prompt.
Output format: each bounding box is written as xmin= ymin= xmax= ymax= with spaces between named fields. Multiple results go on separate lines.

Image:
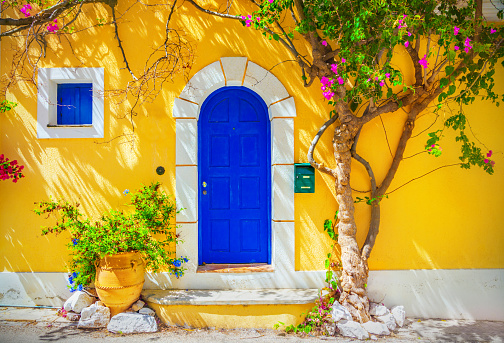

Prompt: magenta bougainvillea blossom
xmin=330 ymin=63 xmax=338 ymax=74
xmin=454 ymin=26 xmax=460 ymax=35
xmin=404 ymin=41 xmax=409 ymax=48
xmin=490 ymin=28 xmax=497 ymax=34
xmin=47 ymin=20 xmax=59 ymax=32
xmin=0 ymin=154 xmax=25 ymax=183
xmin=321 ymin=40 xmax=328 ymax=46
xmin=20 ymin=4 xmax=31 ymax=17
xmin=464 ymin=37 xmax=473 ymax=53
xmin=418 ymin=55 xmax=429 ymax=69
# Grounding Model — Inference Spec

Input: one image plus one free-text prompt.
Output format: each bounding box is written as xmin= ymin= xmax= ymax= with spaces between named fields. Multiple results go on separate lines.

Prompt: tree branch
xmin=307 ymin=114 xmax=339 ymax=177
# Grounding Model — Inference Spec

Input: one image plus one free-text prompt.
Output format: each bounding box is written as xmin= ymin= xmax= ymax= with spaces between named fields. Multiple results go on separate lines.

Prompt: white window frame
xmin=37 ymin=68 xmax=104 ymax=139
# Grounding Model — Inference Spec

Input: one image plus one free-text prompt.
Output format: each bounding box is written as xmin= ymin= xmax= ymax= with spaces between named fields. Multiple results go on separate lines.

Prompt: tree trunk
xmin=333 ymin=121 xmax=371 ymax=323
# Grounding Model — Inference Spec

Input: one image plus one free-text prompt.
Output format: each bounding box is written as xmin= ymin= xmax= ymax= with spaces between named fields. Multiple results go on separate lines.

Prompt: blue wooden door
xmin=198 ymin=87 xmax=271 ymax=264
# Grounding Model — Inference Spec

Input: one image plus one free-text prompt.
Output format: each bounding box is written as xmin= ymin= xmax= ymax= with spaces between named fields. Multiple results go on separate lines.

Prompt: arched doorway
xmin=198 ymin=87 xmax=271 ymax=264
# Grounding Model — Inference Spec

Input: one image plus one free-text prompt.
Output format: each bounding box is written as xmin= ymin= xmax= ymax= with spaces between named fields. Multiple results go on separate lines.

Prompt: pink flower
xmin=454 ymin=26 xmax=460 ymax=35
xmin=375 ymin=76 xmax=379 ymax=81
xmin=323 ymin=91 xmax=334 ymax=100
xmin=47 ymin=21 xmax=59 ymax=32
xmin=331 ymin=64 xmax=338 ymax=74
xmin=385 ymin=73 xmax=390 ymax=78
xmin=490 ymin=28 xmax=497 ymax=34
xmin=419 ymin=55 xmax=429 ymax=69
xmin=20 ymin=4 xmax=32 ymax=17
xmin=341 ymin=58 xmax=346 ymax=63
xmin=256 ymin=17 xmax=260 ymax=22
xmin=484 ymin=159 xmax=489 ymax=163
xmin=379 ymin=81 xmax=384 ymax=87
xmin=490 ymin=161 xmax=495 ymax=167
xmin=337 ymin=76 xmax=344 ymax=85
xmin=407 ymin=32 xmax=412 ymax=36
xmin=245 ymin=20 xmax=252 ymax=27
xmin=367 ymin=78 xmax=371 ymax=82
xmin=487 ymin=150 xmax=493 ymax=157
xmin=322 ymin=40 xmax=327 ymax=46
xmin=268 ymin=0 xmax=274 ymax=3
xmin=464 ymin=46 xmax=470 ymax=53
xmin=432 ymin=145 xmax=436 ymax=148
xmin=321 ymin=85 xmax=326 ymax=91
xmin=321 ymin=76 xmax=330 ymax=85
xmin=404 ymin=41 xmax=409 ymax=48
xmin=241 ymin=16 xmax=246 ymax=20
xmin=454 ymin=45 xmax=459 ymax=51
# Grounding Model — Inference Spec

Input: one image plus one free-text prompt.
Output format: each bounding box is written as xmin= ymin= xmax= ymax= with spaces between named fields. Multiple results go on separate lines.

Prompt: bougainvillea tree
xmin=1 ymin=0 xmax=503 ymax=322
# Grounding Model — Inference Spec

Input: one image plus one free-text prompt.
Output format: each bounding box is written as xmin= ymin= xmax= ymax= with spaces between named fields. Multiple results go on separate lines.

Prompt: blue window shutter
xmin=57 ymin=83 xmax=92 ymax=125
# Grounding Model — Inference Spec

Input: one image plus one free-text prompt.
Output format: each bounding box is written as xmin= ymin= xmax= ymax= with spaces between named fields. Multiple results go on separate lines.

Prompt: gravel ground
xmin=0 ymin=307 xmax=503 ymax=343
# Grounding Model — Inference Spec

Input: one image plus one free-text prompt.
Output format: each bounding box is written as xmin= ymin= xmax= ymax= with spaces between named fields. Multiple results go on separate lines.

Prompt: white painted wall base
xmin=1 ymin=269 xmax=503 ymax=321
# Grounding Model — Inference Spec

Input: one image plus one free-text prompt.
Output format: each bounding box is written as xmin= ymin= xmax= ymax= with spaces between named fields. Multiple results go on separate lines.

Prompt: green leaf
xmin=445 ymin=65 xmax=454 ymax=75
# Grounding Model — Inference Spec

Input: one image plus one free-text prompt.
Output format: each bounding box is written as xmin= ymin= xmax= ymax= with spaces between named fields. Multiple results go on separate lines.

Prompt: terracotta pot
xmin=95 ymin=251 xmax=145 ymax=317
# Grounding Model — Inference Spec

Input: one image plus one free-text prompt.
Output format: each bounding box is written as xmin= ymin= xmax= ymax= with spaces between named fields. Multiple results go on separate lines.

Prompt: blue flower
xmin=72 ymin=272 xmax=78 ymax=278
xmin=69 ymin=286 xmax=76 ymax=293
xmin=123 ymin=189 xmax=130 ymax=195
xmin=77 ymin=284 xmax=83 ymax=291
xmin=183 ymin=257 xmax=189 ymax=263
xmin=173 ymin=260 xmax=182 ymax=268
xmin=72 ymin=238 xmax=78 ymax=246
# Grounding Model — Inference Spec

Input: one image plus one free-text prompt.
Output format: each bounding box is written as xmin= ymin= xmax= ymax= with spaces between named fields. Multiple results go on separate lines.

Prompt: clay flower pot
xmin=95 ymin=251 xmax=145 ymax=317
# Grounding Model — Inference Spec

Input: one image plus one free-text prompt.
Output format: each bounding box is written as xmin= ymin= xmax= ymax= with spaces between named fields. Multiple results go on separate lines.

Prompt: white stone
xmin=376 ymin=313 xmax=397 ymax=331
xmin=131 ymin=300 xmax=145 ymax=312
xmin=173 ymin=98 xmax=199 ymax=119
xmin=175 ymin=119 xmax=197 ymax=165
xmin=175 ymin=166 xmax=198 ymax=222
xmin=63 ymin=291 xmax=95 ymax=314
xmin=179 ymin=61 xmax=225 ymax=104
xmin=337 ymin=320 xmax=369 ymax=340
xmin=139 ymin=307 xmax=155 ymax=316
xmin=370 ymin=334 xmax=378 ymax=340
xmin=272 ymin=165 xmax=294 ymax=221
xmin=269 ymin=97 xmax=296 ymax=119
xmin=107 ymin=312 xmax=157 ymax=334
xmin=176 ymin=223 xmax=198 ymax=273
xmin=244 ymin=62 xmax=289 ymax=105
xmin=78 ymin=303 xmax=110 ymax=329
xmin=221 ymin=57 xmax=247 ymax=86
xmin=272 ymin=221 xmax=294 ymax=272
xmin=361 ymin=321 xmax=391 ymax=336
xmin=271 ymin=118 xmax=294 ymax=165
xmin=391 ymin=305 xmax=406 ymax=327
xmin=331 ymin=302 xmax=352 ymax=322
xmin=369 ymin=303 xmax=390 ymax=317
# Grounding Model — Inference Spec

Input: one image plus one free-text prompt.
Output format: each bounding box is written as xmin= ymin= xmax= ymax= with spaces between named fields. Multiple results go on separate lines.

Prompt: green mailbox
xmin=294 ymin=163 xmax=315 ymax=193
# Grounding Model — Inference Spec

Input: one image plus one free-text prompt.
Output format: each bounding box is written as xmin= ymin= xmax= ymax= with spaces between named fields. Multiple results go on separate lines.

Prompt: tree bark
xmin=332 ymin=113 xmax=371 ymax=323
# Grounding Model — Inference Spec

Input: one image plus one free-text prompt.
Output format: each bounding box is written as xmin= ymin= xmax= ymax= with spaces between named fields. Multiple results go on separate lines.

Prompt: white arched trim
xmin=170 ymin=57 xmax=317 ymax=289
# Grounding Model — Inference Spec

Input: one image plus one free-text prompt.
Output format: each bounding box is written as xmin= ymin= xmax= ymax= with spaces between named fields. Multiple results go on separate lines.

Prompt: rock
xmin=376 ymin=313 xmax=397 ymax=331
xmin=331 ymin=302 xmax=352 ymax=322
xmin=337 ymin=320 xmax=369 ymax=340
xmin=362 ymin=321 xmax=391 ymax=336
xmin=370 ymin=335 xmax=378 ymax=340
xmin=131 ymin=300 xmax=145 ymax=312
xmin=63 ymin=291 xmax=95 ymax=314
xmin=139 ymin=307 xmax=155 ymax=316
xmin=369 ymin=303 xmax=389 ymax=317
xmin=66 ymin=313 xmax=80 ymax=321
xmin=323 ymin=322 xmax=336 ymax=336
xmin=391 ymin=305 xmax=406 ymax=327
xmin=78 ymin=303 xmax=111 ymax=329
xmin=107 ymin=312 xmax=157 ymax=334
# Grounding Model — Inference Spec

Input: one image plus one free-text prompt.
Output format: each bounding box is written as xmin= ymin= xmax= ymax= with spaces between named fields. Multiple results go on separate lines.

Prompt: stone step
xmin=141 ymin=289 xmax=320 ymax=329
xmin=142 ymin=288 xmax=319 ymax=306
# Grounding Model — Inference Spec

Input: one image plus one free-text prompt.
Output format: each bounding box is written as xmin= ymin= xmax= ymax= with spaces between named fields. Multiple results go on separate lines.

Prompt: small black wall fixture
xmin=156 ymin=166 xmax=165 ymax=175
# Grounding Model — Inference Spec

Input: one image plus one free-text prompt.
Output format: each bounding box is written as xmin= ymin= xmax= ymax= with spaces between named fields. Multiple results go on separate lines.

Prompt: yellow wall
xmin=1 ymin=0 xmax=503 ymax=274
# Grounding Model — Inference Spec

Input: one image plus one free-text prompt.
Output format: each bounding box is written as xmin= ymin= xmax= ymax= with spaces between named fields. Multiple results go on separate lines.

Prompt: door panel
xmin=199 ymin=87 xmax=270 ymax=264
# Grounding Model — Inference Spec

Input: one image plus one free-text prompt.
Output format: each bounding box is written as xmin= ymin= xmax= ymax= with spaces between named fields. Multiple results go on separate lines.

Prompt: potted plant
xmin=34 ymin=182 xmax=187 ymax=315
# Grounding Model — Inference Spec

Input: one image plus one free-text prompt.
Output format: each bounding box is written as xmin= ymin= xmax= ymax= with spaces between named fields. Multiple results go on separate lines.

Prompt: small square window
xmin=57 ymin=83 xmax=93 ymax=125
xmin=37 ymin=68 xmax=104 ymax=139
